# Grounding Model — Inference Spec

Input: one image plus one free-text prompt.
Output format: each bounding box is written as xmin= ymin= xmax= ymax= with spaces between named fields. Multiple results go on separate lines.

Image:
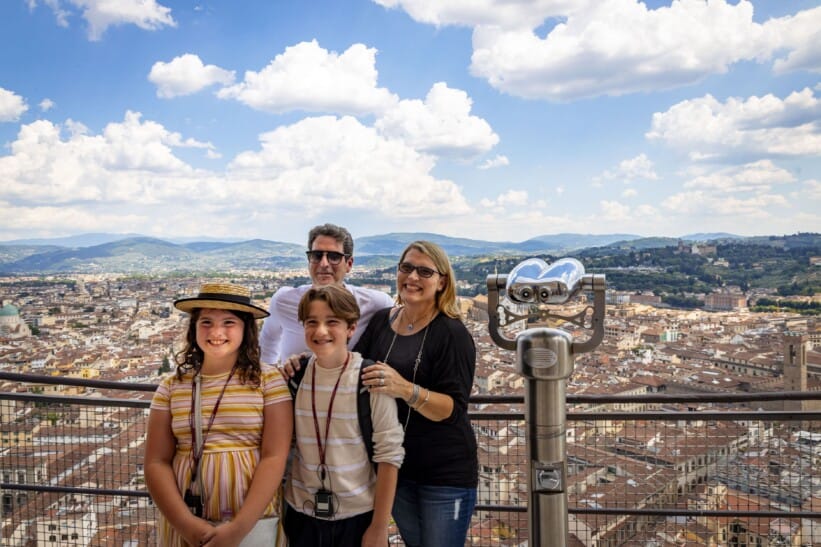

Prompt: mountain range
xmin=0 ymin=231 xmax=754 ymax=274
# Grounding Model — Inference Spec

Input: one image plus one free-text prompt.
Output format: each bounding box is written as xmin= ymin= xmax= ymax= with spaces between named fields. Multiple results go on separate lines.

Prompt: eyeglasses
xmin=306 ymin=250 xmax=350 ymax=265
xmin=397 ymin=261 xmax=441 ymax=278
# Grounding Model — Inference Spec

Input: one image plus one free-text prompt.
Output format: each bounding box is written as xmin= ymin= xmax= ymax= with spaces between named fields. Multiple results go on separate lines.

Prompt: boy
xmin=283 ymin=284 xmax=404 ymax=546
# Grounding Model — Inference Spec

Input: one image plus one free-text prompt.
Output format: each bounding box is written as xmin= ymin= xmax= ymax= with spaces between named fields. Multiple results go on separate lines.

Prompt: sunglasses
xmin=306 ymin=250 xmax=350 ymax=265
xmin=397 ymin=261 xmax=441 ymax=278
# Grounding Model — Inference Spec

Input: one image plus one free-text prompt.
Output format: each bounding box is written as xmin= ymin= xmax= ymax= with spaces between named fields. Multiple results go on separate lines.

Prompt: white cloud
xmin=599 ymin=200 xmax=631 ymax=221
xmin=28 ymin=0 xmax=71 ymax=27
xmin=218 ymin=40 xmax=398 ymax=116
xmin=661 ymin=159 xmax=800 ymax=219
xmin=0 ymin=88 xmax=29 ymax=122
xmin=647 ymin=88 xmax=821 ymax=160
xmin=802 ymin=180 xmax=821 ymax=201
xmin=32 ymin=0 xmax=176 ymax=40
xmin=478 ymin=154 xmax=509 ymax=170
xmin=683 ymin=160 xmax=796 ymax=193
xmin=380 ymin=0 xmax=821 ymax=101
xmin=765 ymin=7 xmax=821 ymax=74
xmin=599 ymin=153 xmax=658 ymax=183
xmin=39 ymin=98 xmax=55 ymax=112
xmin=372 ymin=0 xmax=579 ymax=29
xmin=149 ymin=54 xmax=235 ymax=98
xmin=662 ymin=191 xmax=787 ymax=217
xmin=622 ymin=188 xmax=637 ymax=198
xmin=0 ymin=112 xmax=214 ymax=206
xmin=227 ymin=115 xmax=472 ymax=218
xmin=375 ymin=82 xmax=498 ymax=156
xmin=479 ymin=190 xmax=533 ymax=215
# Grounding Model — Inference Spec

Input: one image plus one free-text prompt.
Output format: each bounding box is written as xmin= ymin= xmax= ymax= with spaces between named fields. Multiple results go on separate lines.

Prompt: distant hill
xmin=356 ymin=232 xmax=642 ymax=256
xmin=681 ymin=232 xmax=743 ymax=242
xmin=356 ymin=233 xmax=516 ymax=256
xmin=1 ymin=233 xmax=146 ymax=248
xmin=519 ymin=233 xmax=639 ymax=252
xmin=0 ymin=231 xmax=815 ymax=274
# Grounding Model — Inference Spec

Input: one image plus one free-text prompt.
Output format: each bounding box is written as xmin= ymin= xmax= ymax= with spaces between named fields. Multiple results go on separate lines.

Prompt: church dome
xmin=0 ymin=304 xmax=19 ymax=317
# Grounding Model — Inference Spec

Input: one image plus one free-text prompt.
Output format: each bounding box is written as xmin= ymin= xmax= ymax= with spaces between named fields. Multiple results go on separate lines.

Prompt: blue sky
xmin=0 ymin=0 xmax=819 ymax=245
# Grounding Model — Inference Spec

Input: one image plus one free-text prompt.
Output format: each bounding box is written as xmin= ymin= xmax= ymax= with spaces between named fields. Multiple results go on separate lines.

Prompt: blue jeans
xmin=392 ymin=478 xmax=477 ymax=547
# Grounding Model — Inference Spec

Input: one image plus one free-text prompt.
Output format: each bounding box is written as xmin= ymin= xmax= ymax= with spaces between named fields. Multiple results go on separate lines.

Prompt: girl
xmin=145 ymin=283 xmax=293 ymax=546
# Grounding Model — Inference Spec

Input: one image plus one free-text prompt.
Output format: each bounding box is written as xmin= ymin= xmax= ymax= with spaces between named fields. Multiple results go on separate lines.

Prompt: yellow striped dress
xmin=150 ymin=364 xmax=290 ymax=546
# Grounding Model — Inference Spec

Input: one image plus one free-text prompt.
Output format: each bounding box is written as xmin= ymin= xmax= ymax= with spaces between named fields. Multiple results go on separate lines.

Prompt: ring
xmin=380 ymin=371 xmax=385 ymax=379
xmin=380 ymin=378 xmax=384 ymax=386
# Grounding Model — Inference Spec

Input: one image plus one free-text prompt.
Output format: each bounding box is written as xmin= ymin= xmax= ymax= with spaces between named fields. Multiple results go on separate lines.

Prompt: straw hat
xmin=174 ymin=283 xmax=269 ymax=319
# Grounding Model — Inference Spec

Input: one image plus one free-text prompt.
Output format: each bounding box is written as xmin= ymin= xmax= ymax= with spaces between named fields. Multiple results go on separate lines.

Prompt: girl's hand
xmin=201 ymin=520 xmax=242 ymax=547
xmin=182 ymin=518 xmax=216 ymax=546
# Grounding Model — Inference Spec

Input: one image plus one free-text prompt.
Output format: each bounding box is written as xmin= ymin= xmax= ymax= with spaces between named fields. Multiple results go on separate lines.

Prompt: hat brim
xmin=174 ymin=298 xmax=269 ymax=319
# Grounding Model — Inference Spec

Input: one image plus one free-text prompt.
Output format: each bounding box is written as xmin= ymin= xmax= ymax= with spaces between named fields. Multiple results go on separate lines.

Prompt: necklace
xmin=385 ymin=311 xmax=430 ymax=431
xmin=403 ymin=307 xmax=434 ymax=332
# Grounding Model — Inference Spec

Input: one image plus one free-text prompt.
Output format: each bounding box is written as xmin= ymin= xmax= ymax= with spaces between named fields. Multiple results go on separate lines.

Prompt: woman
xmin=144 ymin=283 xmax=293 ymax=546
xmin=356 ymin=241 xmax=478 ymax=547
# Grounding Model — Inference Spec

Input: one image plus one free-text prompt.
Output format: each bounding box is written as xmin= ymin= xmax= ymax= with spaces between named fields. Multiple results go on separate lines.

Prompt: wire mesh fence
xmin=1 ymin=376 xmax=819 ymax=546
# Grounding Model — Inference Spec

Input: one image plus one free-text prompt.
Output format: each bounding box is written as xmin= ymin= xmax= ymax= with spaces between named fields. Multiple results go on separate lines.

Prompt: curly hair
xmin=174 ymin=308 xmax=262 ymax=386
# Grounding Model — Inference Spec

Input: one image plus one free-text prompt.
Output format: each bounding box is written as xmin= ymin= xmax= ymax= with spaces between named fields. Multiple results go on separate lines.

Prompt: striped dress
xmin=150 ymin=364 xmax=290 ymax=546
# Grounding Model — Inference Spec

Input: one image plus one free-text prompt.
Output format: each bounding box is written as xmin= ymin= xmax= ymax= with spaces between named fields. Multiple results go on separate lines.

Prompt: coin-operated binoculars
xmin=487 ymin=258 xmax=606 ymax=546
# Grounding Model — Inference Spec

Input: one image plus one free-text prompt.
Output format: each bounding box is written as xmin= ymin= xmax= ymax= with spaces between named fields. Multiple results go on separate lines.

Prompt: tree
xmin=159 ymin=355 xmax=171 ymax=375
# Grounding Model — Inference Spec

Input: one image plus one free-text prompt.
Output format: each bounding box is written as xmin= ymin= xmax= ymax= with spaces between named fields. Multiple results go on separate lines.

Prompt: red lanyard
xmin=189 ymin=367 xmax=236 ymax=484
xmin=310 ymin=353 xmax=350 ymax=481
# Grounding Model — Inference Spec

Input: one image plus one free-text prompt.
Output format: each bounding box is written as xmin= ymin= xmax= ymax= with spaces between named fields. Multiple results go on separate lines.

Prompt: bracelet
xmin=414 ymin=388 xmax=431 ymax=411
xmin=407 ymin=383 xmax=420 ymax=407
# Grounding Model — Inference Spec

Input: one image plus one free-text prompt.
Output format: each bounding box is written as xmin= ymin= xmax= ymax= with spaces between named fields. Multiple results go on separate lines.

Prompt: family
xmin=144 ymin=224 xmax=479 ymax=547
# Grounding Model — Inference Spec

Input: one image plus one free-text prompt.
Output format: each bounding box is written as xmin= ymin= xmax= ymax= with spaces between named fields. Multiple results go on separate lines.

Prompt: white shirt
xmin=259 ymin=283 xmax=394 ymax=365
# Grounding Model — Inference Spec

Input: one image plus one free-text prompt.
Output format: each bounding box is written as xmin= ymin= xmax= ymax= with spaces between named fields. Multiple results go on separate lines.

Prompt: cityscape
xmin=0 ymin=234 xmax=819 ymax=545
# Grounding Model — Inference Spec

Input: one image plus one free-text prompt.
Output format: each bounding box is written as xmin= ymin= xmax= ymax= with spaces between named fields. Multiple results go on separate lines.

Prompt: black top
xmin=354 ymin=308 xmax=478 ymax=488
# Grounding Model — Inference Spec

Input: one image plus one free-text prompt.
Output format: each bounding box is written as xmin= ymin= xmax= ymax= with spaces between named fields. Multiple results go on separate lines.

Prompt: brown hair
xmin=298 ymin=284 xmax=361 ymax=327
xmin=397 ymin=240 xmax=461 ymax=319
xmin=174 ymin=308 xmax=262 ymax=386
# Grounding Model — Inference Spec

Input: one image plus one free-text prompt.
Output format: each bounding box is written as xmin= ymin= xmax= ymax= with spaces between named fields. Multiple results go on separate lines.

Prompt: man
xmin=259 ymin=223 xmax=394 ymax=364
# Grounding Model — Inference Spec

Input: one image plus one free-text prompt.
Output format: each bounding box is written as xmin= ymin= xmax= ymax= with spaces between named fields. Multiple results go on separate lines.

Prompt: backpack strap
xmin=357 ymin=358 xmax=375 ymax=465
xmin=287 ymin=355 xmax=310 ymax=399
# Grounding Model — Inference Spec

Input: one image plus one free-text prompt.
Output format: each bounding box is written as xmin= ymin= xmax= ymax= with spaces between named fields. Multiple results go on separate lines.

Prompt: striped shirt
xmin=285 ymin=352 xmax=404 ymax=520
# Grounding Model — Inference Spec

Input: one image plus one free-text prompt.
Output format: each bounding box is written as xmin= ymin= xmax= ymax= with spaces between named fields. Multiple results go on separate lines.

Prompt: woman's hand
xmin=362 ymin=361 xmax=413 ymax=402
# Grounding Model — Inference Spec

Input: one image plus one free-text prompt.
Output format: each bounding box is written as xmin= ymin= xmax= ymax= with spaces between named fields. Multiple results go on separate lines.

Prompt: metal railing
xmin=1 ymin=371 xmax=819 ymax=546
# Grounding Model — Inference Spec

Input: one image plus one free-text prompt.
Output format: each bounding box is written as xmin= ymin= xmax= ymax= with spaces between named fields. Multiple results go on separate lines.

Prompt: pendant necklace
xmin=404 ymin=307 xmax=431 ymax=332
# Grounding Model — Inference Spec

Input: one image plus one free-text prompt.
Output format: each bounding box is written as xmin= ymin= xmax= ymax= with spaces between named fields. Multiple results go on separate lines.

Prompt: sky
xmin=0 ymin=0 xmax=819 ymax=246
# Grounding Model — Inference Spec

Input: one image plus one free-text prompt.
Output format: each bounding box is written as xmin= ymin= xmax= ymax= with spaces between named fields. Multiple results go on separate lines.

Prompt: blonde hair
xmin=397 ymin=240 xmax=461 ymax=319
